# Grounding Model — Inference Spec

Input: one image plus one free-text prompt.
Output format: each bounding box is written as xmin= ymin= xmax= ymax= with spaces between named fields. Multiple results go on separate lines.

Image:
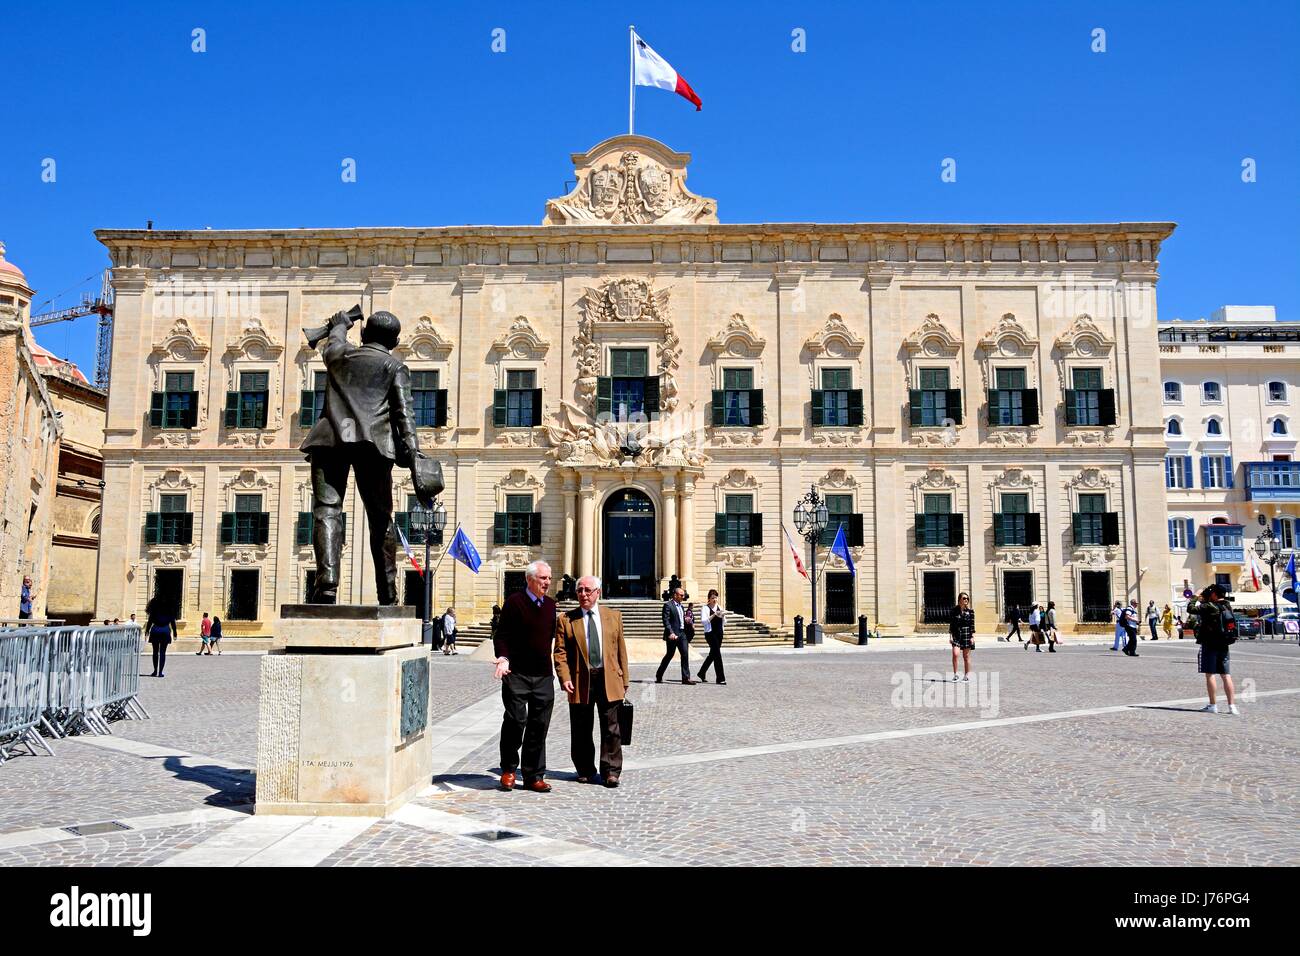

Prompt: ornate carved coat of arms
xmin=545 ymin=142 xmax=717 ymax=225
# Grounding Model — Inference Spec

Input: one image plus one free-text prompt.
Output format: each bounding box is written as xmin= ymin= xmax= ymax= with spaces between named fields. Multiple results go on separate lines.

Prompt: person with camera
xmin=1192 ymin=584 xmax=1240 ymax=715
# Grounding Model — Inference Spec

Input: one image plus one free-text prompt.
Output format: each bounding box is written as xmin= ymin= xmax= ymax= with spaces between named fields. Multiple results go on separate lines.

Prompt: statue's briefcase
xmin=411 ymin=453 xmax=445 ymax=506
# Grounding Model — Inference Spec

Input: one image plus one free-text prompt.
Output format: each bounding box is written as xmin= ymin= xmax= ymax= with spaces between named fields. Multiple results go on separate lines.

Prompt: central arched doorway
xmin=602 ymin=488 xmax=656 ymax=598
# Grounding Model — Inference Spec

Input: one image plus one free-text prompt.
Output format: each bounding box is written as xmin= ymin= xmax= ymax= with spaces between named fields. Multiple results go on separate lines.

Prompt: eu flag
xmin=448 ymin=525 xmax=482 ymax=573
xmin=830 ymin=522 xmax=856 ymax=576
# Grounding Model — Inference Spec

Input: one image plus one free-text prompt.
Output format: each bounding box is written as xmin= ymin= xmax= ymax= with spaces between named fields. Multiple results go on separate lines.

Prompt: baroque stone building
xmin=92 ymin=135 xmax=1175 ymax=636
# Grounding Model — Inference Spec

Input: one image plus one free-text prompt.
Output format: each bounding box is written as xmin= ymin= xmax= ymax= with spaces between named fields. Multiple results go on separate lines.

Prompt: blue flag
xmin=830 ymin=522 xmax=855 ymax=576
xmin=448 ymin=525 xmax=481 ymax=573
xmin=1287 ymin=552 xmax=1297 ymax=601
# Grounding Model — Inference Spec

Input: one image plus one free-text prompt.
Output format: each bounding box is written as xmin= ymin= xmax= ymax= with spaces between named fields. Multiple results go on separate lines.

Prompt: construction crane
xmin=29 ymin=270 xmax=115 ymax=390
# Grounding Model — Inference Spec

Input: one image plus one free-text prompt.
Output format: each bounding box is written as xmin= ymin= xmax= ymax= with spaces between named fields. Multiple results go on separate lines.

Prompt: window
xmin=1166 ymin=419 xmax=1181 ymax=436
xmin=1074 ymin=493 xmax=1107 ymax=546
xmin=914 ymin=367 xmax=959 ymax=427
xmin=1268 ymin=381 xmax=1287 ymax=402
xmin=820 ymin=494 xmax=853 ymax=546
xmin=1206 ymin=524 xmax=1243 ymax=554
xmin=234 ymin=494 xmax=264 ymax=544
xmin=821 ymin=368 xmax=852 ymax=426
xmin=989 ymin=367 xmax=1032 ymax=426
xmin=228 ymin=569 xmax=259 ymax=621
xmin=300 ymin=371 xmax=327 ymax=428
xmin=718 ymin=368 xmax=757 ymax=426
xmin=161 ymin=372 xmax=196 ymax=428
xmin=501 ymin=494 xmax=536 ymax=546
xmin=1168 ymin=518 xmax=1190 ymax=550
xmin=1201 ymin=455 xmax=1233 ymax=489
xmin=995 ymin=492 xmax=1034 ymax=546
xmin=917 ymin=493 xmax=959 ymax=548
xmin=1273 ymin=419 xmax=1289 ymax=436
xmin=1067 ymin=367 xmax=1108 ymax=426
xmin=226 ymin=371 xmax=269 ymax=428
xmin=1203 ymin=381 xmax=1222 ymax=403
xmin=922 ymin=571 xmax=957 ymax=623
xmin=1164 ymin=381 xmax=1182 ymax=403
xmin=1279 ymin=517 xmax=1296 ymax=550
xmin=1166 ymin=456 xmax=1193 ymax=489
xmin=411 ymin=370 xmax=445 ymax=428
xmin=503 ymin=370 xmax=536 ymax=427
xmin=1206 ymin=418 xmax=1222 ymax=436
xmin=720 ymin=494 xmax=756 ymax=547
xmin=158 ymin=494 xmax=189 ymax=544
xmin=1214 ymin=572 xmax=1233 ymax=594
xmin=605 ymin=348 xmax=651 ymax=422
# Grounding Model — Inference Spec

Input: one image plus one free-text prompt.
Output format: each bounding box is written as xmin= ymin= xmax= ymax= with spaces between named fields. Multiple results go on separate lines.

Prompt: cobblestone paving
xmin=3 ymin=640 xmax=1296 ymax=865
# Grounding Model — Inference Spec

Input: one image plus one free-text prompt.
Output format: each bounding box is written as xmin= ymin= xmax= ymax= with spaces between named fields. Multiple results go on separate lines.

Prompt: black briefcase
xmin=617 ymin=698 xmax=634 ymax=746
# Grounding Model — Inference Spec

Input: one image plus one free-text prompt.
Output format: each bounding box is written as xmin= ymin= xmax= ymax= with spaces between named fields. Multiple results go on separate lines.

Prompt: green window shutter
xmin=711 ymin=390 xmax=724 ymax=426
xmin=144 ymin=512 xmax=161 ymax=544
xmin=1064 ymin=390 xmax=1078 ymax=426
xmin=596 ymin=377 xmax=612 ymax=418
xmin=946 ymin=390 xmax=963 ymax=425
xmin=987 ymin=390 xmax=1000 ymax=427
xmin=296 ymin=512 xmax=311 ymax=546
xmin=180 ymin=513 xmax=194 ymax=545
xmin=949 ymin=513 xmax=964 ymax=547
xmin=914 ymin=514 xmax=926 ymax=549
xmin=529 ymin=512 xmax=542 ymax=546
xmin=847 ymin=389 xmax=864 ymax=426
xmin=492 ymin=389 xmax=507 ymax=428
xmin=1098 ymin=389 xmax=1117 ymax=426
xmin=393 ymin=511 xmax=410 ymax=542
xmin=493 ymin=512 xmax=507 ymax=546
xmin=750 ymin=389 xmax=764 ymax=425
xmin=149 ymin=392 xmax=165 ymax=428
xmin=992 ymin=513 xmax=1005 ymax=547
xmin=847 ymin=513 xmax=863 ymax=547
xmin=714 ymin=513 xmax=726 ymax=547
xmin=256 ymin=512 xmax=270 ymax=545
xmin=434 ymin=389 xmax=449 ymax=427
xmin=644 ymin=376 xmax=660 ymax=419
xmin=1101 ymin=511 xmax=1120 ymax=546
xmin=909 ymin=390 xmax=924 ymax=426
xmin=810 ymin=390 xmax=825 ymax=428
xmin=750 ymin=512 xmax=763 ymax=547
xmin=1025 ymin=512 xmax=1041 ymax=547
xmin=224 ymin=392 xmax=239 ymax=428
xmin=255 ymin=402 xmax=268 ymax=429
xmin=1071 ymin=514 xmax=1083 ymax=546
xmin=300 ymin=389 xmax=316 ymax=427
xmin=220 ymin=512 xmax=236 ymax=545
xmin=184 ymin=392 xmax=199 ymax=428
xmin=1022 ymin=389 xmax=1039 ymax=426
xmin=531 ymin=388 xmax=543 ymax=426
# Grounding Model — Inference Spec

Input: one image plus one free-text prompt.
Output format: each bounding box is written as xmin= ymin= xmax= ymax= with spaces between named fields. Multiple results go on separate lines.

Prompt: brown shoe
xmin=526 ymin=779 xmax=552 ymax=793
xmin=681 ymin=678 xmax=697 ymax=685
xmin=500 ymin=771 xmax=516 ymax=791
xmin=603 ymin=775 xmax=620 ymax=788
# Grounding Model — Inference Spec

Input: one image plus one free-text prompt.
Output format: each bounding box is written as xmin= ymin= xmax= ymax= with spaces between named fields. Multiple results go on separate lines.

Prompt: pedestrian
xmin=656 ymin=586 xmax=695 ymax=684
xmin=949 ymin=592 xmax=975 ymax=682
xmin=697 ymin=589 xmax=726 ymax=684
xmin=144 ymin=592 xmax=178 ymax=678
xmin=1044 ymin=600 xmax=1059 ymax=651
xmin=1026 ymin=603 xmax=1043 ymax=652
xmin=489 ymin=604 xmax=502 ymax=639
xmin=1110 ymin=601 xmax=1125 ymax=651
xmin=492 ymin=561 xmax=557 ymax=793
xmin=1194 ymin=585 xmax=1239 ymax=715
xmin=442 ymin=606 xmax=457 ymax=655
xmin=18 ymin=576 xmax=33 ymax=620
xmin=1002 ymin=605 xmax=1023 ymax=643
xmin=554 ymin=575 xmax=629 ymax=788
xmin=1122 ymin=600 xmax=1140 ymax=657
xmin=197 ymin=612 xmax=212 ymax=655
xmin=1145 ymin=600 xmax=1158 ymax=641
xmin=209 ymin=615 xmax=223 ymax=655
xmin=1160 ymin=603 xmax=1174 ymax=641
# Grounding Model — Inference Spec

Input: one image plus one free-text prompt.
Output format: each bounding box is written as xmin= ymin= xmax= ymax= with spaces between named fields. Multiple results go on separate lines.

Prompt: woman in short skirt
xmin=949 ymin=592 xmax=975 ymax=682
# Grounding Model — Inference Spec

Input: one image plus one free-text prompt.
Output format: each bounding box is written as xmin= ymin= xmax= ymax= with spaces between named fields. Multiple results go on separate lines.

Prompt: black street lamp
xmin=410 ymin=498 xmax=448 ymax=645
xmin=1253 ymin=526 xmax=1283 ymax=634
xmin=793 ymin=485 xmax=830 ymax=645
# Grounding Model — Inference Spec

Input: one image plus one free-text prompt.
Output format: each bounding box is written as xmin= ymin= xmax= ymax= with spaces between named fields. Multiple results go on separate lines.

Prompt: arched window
xmin=1164 ymin=382 xmax=1182 ymax=403
xmin=1203 ymin=382 xmax=1222 ymax=403
xmin=1166 ymin=419 xmax=1181 ymax=435
xmin=1206 ymin=418 xmax=1222 ymax=435
xmin=89 ymin=512 xmax=102 ymax=536
xmin=1273 ymin=419 xmax=1289 ymax=436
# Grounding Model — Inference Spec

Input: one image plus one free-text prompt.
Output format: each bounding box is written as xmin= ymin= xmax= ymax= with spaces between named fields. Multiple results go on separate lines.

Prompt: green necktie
xmin=587 ymin=610 xmax=602 ymax=669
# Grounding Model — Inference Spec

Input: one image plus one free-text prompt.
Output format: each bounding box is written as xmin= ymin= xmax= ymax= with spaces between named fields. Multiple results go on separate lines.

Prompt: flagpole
xmin=628 ymin=24 xmax=635 ymax=134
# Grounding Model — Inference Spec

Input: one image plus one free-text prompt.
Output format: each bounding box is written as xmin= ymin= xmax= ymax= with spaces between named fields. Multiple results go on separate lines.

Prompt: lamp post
xmin=1253 ymin=527 xmax=1282 ymax=634
xmin=793 ymin=485 xmax=830 ymax=645
xmin=410 ymin=498 xmax=448 ymax=645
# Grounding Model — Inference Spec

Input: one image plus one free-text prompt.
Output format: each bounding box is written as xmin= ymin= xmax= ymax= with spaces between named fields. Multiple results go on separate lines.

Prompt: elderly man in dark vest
xmin=492 ymin=560 xmax=558 ymax=792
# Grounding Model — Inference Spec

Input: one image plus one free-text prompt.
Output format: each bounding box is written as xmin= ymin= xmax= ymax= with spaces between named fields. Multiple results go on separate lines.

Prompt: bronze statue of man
xmin=301 ymin=306 xmax=443 ymax=604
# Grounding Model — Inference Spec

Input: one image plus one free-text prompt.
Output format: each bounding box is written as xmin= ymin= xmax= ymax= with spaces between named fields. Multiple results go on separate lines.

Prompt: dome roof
xmin=0 ymin=240 xmax=31 ymax=289
xmin=28 ymin=337 xmax=90 ymax=385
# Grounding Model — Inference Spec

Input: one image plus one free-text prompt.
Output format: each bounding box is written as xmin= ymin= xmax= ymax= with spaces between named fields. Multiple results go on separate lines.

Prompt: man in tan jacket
xmin=554 ymin=574 xmax=630 ymax=788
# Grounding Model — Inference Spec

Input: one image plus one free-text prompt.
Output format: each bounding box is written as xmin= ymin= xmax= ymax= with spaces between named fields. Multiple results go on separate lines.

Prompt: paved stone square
xmin=1 ymin=640 xmax=1296 ymax=866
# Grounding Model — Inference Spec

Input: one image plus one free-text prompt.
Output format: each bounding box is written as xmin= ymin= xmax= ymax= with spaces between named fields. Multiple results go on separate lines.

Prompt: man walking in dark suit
xmin=554 ymin=575 xmax=630 ymax=787
xmin=492 ymin=560 xmax=557 ymax=793
xmin=657 ymin=586 xmax=695 ymax=684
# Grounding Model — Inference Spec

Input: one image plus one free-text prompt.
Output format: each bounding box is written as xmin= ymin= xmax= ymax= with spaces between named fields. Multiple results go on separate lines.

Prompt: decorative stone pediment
xmin=902 ymin=313 xmax=962 ymax=355
xmin=803 ymin=313 xmax=865 ymax=358
xmin=574 ymin=278 xmax=681 ymax=415
xmin=500 ymin=468 xmax=545 ymax=493
xmin=820 ymin=468 xmax=859 ymax=490
xmin=150 ymin=318 xmax=210 ymax=362
xmin=989 ymin=467 xmax=1035 ymax=492
xmin=999 ymin=548 xmax=1040 ymax=566
xmin=544 ymin=135 xmax=717 ymax=226
xmin=223 ymin=468 xmax=273 ymax=494
xmin=918 ymin=549 xmax=961 ymax=567
xmin=1068 ymin=468 xmax=1113 ymax=491
xmin=911 ymin=468 xmax=958 ymax=493
xmin=1073 ymin=546 xmax=1120 ymax=566
xmin=396 ymin=315 xmax=454 ymax=362
xmin=718 ymin=468 xmax=759 ymax=491
xmin=1054 ymin=313 xmax=1114 ymax=357
xmin=706 ymin=314 xmax=766 ymax=357
xmin=908 ymin=426 xmax=962 ymax=448
xmin=224 ymin=316 xmax=283 ymax=362
xmin=978 ymin=313 xmax=1038 ymax=354
xmin=149 ymin=469 xmax=197 ymax=494
xmin=490 ymin=315 xmax=550 ymax=359
xmin=719 ymin=548 xmax=764 ymax=568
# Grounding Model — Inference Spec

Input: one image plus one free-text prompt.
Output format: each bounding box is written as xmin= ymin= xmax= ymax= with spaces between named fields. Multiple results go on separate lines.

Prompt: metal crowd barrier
xmin=0 ymin=624 xmax=149 ymax=763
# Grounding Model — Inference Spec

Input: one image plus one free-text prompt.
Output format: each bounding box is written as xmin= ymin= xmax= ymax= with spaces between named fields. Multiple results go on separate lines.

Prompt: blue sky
xmin=4 ymin=0 xmax=1297 ymax=375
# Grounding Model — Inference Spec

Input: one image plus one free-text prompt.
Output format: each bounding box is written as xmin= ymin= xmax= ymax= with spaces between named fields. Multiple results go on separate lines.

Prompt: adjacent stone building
xmin=1159 ymin=306 xmax=1299 ymax=613
xmin=92 ymin=135 xmax=1175 ymax=636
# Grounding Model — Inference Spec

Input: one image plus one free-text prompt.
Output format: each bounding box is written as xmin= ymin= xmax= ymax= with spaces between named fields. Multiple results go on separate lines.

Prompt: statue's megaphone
xmin=303 ymin=304 xmax=364 ymax=350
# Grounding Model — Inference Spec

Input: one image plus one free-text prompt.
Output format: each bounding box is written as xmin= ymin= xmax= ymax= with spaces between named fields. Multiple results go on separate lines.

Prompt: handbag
xmin=617 ymin=698 xmax=634 ymax=746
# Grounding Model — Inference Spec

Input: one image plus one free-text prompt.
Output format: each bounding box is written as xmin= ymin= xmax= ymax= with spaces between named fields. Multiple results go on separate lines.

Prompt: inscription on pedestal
xmin=400 ymin=656 xmax=429 ymax=738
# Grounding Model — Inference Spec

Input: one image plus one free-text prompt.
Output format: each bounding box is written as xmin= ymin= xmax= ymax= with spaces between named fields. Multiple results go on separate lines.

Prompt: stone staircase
xmin=454 ymin=599 xmax=793 ymax=649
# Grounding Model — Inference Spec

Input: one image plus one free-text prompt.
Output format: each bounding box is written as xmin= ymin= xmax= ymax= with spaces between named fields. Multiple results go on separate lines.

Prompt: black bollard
xmin=858 ymin=615 xmax=869 ymax=646
xmin=794 ymin=615 xmax=805 ymax=649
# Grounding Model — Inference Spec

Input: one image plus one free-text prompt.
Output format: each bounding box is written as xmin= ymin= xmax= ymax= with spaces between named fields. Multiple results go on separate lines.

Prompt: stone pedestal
xmin=255 ymin=605 xmax=432 ymax=817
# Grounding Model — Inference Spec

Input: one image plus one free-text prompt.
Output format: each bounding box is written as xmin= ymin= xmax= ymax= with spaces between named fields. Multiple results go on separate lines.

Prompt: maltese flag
xmin=633 ymin=32 xmax=702 ymax=111
xmin=782 ymin=524 xmax=809 ymax=581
